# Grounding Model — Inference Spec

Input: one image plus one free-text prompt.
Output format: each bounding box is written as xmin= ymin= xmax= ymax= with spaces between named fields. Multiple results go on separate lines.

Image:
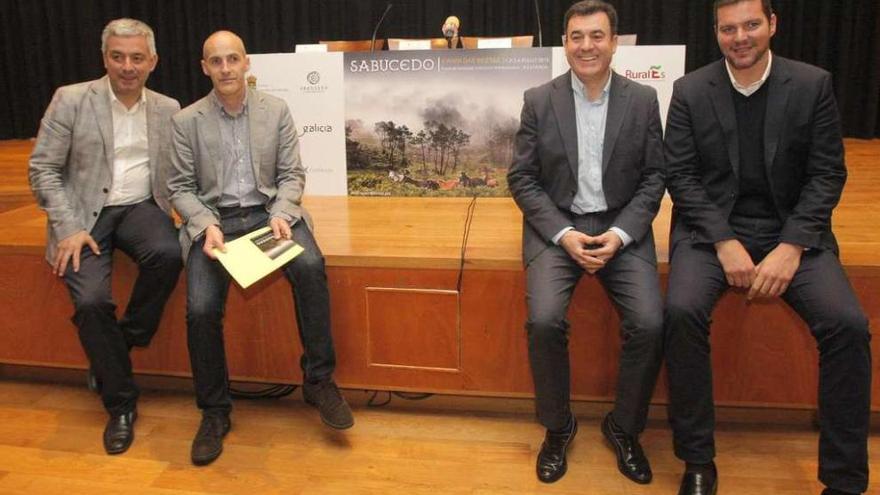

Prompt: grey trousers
xmin=525 ymin=210 xmax=664 ymax=434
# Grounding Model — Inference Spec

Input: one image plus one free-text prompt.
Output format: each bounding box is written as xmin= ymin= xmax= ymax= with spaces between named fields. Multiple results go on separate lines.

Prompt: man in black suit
xmin=664 ymin=1 xmax=871 ymax=494
xmin=507 ymin=0 xmax=665 ymax=485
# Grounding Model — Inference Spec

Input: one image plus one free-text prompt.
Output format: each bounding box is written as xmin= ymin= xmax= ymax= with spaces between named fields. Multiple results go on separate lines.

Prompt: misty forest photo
xmin=344 ymin=50 xmax=550 ymax=197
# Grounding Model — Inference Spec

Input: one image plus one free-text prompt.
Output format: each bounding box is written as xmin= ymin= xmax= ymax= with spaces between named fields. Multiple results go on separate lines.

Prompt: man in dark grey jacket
xmin=507 ymin=0 xmax=665 ymax=486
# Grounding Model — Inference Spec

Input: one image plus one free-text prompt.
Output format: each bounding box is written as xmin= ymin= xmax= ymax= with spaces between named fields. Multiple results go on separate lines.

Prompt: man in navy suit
xmin=664 ymin=1 xmax=871 ymax=494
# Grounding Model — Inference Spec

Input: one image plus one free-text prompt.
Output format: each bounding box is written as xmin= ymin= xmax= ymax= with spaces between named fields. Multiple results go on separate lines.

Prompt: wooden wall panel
xmin=2 ymin=249 xmax=879 ymax=410
xmin=364 ymin=288 xmax=461 ymax=371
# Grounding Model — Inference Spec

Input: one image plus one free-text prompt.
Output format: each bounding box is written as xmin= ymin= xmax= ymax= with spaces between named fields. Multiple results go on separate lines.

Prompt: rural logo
xmin=624 ymin=65 xmax=666 ymax=81
xmin=307 ymin=71 xmax=321 ymax=85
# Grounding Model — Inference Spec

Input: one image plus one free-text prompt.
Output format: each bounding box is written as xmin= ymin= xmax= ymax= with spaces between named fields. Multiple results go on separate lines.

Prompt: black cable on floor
xmin=229 ymin=383 xmax=298 ymax=399
xmin=364 ymin=389 xmax=434 ymax=407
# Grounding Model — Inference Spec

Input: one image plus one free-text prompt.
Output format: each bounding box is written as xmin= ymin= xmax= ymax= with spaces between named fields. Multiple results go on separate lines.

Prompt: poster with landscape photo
xmin=344 ymin=48 xmax=551 ymax=197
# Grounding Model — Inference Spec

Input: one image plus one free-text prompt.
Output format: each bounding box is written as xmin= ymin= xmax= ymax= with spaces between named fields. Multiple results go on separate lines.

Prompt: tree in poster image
xmin=409 ymin=129 xmax=429 ymax=174
xmin=423 ymin=120 xmax=470 ymax=176
xmin=374 ymin=121 xmax=412 ymax=169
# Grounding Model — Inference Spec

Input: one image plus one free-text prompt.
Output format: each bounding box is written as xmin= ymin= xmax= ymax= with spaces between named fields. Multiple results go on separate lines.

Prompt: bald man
xmin=168 ymin=31 xmax=353 ymax=466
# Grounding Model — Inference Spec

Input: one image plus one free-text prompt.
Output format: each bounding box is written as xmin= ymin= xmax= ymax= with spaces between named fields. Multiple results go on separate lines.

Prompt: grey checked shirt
xmin=213 ymin=91 xmax=265 ymax=208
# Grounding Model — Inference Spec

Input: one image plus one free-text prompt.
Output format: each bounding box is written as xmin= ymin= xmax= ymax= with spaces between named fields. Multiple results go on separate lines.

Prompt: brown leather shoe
xmin=303 ymin=379 xmax=354 ymax=430
xmin=191 ymin=413 xmax=231 ymax=466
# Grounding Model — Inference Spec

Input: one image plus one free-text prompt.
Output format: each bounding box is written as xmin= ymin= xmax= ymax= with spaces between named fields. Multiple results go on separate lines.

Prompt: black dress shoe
xmin=601 ymin=413 xmax=652 ymax=484
xmin=103 ymin=410 xmax=136 ymax=455
xmin=536 ymin=416 xmax=578 ymax=483
xmin=678 ymin=464 xmax=717 ymax=495
xmin=191 ymin=414 xmax=231 ymax=466
xmin=87 ymin=366 xmax=102 ymax=394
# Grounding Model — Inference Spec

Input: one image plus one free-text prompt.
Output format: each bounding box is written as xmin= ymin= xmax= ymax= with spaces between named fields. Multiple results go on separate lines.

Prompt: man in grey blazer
xmin=28 ymin=18 xmax=182 ymax=455
xmin=168 ymin=30 xmax=353 ymax=467
xmin=507 ymin=0 xmax=665 ymax=485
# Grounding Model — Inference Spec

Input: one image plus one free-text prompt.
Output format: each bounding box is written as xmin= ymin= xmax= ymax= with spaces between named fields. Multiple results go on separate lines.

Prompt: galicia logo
xmin=297 ymin=123 xmax=334 ymax=138
xmin=625 ymin=65 xmax=666 ymax=81
xmin=307 ymin=71 xmax=321 ymax=85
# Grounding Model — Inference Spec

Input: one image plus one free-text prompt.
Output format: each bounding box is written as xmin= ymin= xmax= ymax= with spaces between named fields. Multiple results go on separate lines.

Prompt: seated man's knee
xmin=623 ymin=311 xmax=664 ymax=346
xmin=526 ymin=311 xmax=569 ymax=347
xmin=149 ymin=238 xmax=183 ymax=270
xmin=817 ymin=307 xmax=870 ymax=347
xmin=71 ymin=284 xmax=114 ymax=320
xmin=663 ymin=296 xmax=713 ymax=353
xmin=286 ymin=250 xmax=326 ymax=279
xmin=186 ymin=294 xmax=224 ymax=328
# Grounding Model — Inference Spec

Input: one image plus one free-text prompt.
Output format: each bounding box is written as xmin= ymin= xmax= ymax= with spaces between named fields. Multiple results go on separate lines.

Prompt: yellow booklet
xmin=213 ymin=227 xmax=304 ymax=288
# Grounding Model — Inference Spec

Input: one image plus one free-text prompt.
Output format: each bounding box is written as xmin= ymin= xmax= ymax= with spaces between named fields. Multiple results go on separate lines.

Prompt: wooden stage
xmin=0 ymin=139 xmax=878 ymax=411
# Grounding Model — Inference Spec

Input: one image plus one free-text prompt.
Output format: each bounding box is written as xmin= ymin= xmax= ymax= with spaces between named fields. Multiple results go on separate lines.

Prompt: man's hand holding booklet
xmin=213 ymin=227 xmax=304 ymax=288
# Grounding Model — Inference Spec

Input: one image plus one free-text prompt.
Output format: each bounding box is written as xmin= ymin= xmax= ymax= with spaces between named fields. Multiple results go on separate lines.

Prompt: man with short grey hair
xmin=28 ymin=17 xmax=181 ymax=455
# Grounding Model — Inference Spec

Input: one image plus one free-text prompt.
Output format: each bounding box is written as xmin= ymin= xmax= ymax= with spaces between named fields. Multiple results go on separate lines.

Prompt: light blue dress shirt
xmin=552 ymin=72 xmax=632 ymax=247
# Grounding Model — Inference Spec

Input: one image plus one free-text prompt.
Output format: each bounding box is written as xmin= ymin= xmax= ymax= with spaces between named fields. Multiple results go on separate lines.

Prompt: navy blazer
xmin=664 ymin=56 xmax=846 ymax=254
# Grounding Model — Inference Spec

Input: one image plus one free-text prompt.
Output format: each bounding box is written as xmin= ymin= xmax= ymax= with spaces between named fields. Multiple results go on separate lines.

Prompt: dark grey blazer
xmin=507 ymin=70 xmax=666 ymax=265
xmin=664 ymin=56 xmax=846 ymax=253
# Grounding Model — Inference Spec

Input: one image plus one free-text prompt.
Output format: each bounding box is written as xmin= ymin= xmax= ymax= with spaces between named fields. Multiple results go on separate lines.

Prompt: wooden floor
xmin=0 ymin=375 xmax=877 ymax=495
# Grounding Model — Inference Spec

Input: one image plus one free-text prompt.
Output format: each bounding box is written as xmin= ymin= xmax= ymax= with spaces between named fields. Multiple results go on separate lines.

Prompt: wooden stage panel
xmin=364 ymin=287 xmax=461 ymax=371
xmin=0 ymin=138 xmax=879 ymax=411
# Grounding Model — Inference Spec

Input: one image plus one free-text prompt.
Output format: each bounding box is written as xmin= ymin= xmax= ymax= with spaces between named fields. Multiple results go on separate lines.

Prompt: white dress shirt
xmin=105 ymin=80 xmax=152 ymax=206
xmin=726 ymin=50 xmax=773 ymax=97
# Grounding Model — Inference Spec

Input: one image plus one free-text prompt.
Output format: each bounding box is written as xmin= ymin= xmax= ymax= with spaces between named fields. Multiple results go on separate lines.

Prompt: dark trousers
xmin=186 ymin=206 xmax=336 ymax=416
xmin=63 ymin=199 xmax=182 ymax=416
xmin=665 ymin=215 xmax=871 ymax=494
xmin=526 ymin=211 xmax=664 ymax=434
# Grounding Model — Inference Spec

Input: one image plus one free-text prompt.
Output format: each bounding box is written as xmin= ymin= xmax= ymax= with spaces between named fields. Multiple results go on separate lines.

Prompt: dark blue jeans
xmin=186 ymin=206 xmax=337 ymax=416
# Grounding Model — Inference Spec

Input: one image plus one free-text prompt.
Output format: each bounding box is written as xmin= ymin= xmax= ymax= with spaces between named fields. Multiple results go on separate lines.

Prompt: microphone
xmin=534 ymin=0 xmax=543 ymax=47
xmin=371 ymin=2 xmax=393 ymax=52
xmin=442 ymin=15 xmax=460 ymax=49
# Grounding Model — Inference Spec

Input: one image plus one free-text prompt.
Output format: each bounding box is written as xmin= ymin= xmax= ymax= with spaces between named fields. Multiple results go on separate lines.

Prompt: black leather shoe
xmin=87 ymin=366 xmax=102 ymax=394
xmin=191 ymin=414 xmax=231 ymax=466
xmin=601 ymin=412 xmax=652 ymax=484
xmin=536 ymin=416 xmax=577 ymax=483
xmin=103 ymin=410 xmax=136 ymax=455
xmin=678 ymin=464 xmax=717 ymax=495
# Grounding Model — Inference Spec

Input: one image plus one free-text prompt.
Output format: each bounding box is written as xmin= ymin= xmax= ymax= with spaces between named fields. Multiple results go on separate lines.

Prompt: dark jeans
xmin=186 ymin=206 xmax=336 ymax=416
xmin=526 ymin=210 xmax=664 ymax=434
xmin=63 ymin=199 xmax=182 ymax=416
xmin=665 ymin=215 xmax=871 ymax=494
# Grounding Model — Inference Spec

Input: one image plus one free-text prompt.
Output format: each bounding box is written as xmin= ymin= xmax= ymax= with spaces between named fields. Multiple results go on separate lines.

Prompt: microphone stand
xmin=371 ymin=3 xmax=393 ymax=52
xmin=534 ymin=0 xmax=543 ymax=47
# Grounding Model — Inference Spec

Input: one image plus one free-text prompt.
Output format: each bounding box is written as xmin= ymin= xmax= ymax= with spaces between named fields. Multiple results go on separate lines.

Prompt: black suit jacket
xmin=664 ymin=56 xmax=846 ymax=253
xmin=507 ymin=70 xmax=665 ymax=265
